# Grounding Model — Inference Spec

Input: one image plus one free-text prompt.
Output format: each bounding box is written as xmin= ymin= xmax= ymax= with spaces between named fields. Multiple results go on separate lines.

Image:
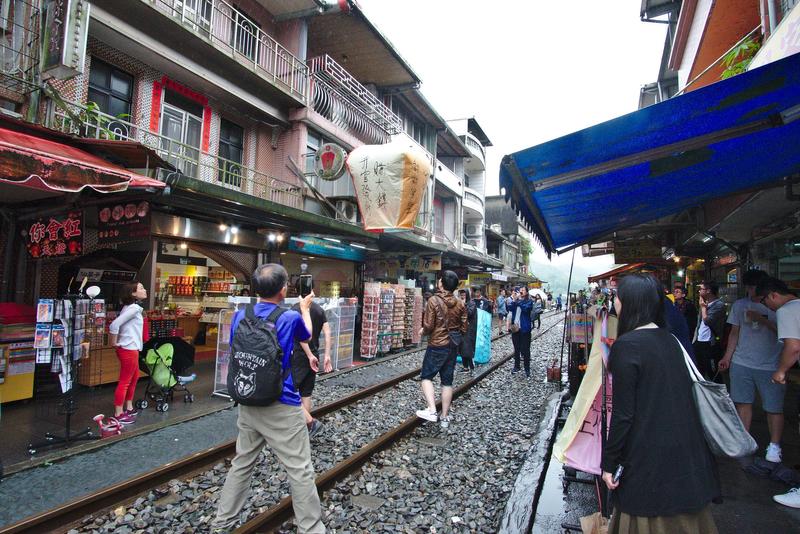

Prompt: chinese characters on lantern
xmin=27 ymin=211 xmax=83 ymax=258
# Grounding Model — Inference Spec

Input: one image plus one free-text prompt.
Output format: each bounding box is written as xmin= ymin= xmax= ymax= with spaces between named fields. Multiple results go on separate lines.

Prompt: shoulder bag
xmin=672 ymin=335 xmax=757 ymax=458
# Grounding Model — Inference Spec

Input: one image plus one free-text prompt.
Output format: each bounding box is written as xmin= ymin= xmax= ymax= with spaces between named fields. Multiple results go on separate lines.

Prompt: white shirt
xmin=696 ymin=299 xmax=719 ymax=342
xmin=109 ymin=304 xmax=144 ymax=351
xmin=777 ymin=299 xmax=800 ymax=341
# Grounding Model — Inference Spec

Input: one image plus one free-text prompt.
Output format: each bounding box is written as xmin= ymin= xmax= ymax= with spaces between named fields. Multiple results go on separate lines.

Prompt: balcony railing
xmin=45 ymin=99 xmax=303 ymax=208
xmin=308 ymin=55 xmax=401 ymax=144
xmin=0 ymin=0 xmax=40 ymax=96
xmin=462 ymin=133 xmax=486 ymax=163
xmin=147 ymin=0 xmax=309 ymax=103
xmin=464 ymin=188 xmax=484 ymax=208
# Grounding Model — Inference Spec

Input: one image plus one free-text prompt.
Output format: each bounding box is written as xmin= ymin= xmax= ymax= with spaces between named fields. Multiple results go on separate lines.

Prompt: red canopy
xmin=0 ymin=127 xmax=165 ymax=197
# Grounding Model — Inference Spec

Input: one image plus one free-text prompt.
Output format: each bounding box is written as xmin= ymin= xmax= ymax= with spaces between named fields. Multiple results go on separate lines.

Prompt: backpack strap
xmin=265 ymin=305 xmax=287 ymax=325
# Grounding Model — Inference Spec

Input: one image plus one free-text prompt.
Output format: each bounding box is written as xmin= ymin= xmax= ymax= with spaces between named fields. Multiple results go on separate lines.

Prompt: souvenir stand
xmin=29 ymin=288 xmax=105 ymax=454
xmin=360 ymin=282 xmax=380 ymax=360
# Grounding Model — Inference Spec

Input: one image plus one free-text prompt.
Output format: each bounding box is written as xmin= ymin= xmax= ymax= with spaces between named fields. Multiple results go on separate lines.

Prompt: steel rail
xmin=235 ymin=318 xmax=565 ymax=533
xmin=0 ymin=314 xmax=562 ymax=534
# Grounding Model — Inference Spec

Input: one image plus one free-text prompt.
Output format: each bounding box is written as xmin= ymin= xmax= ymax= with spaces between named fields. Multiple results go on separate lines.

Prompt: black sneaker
xmin=459 ymin=367 xmax=471 ymax=373
xmin=511 ymin=368 xmax=520 ymax=374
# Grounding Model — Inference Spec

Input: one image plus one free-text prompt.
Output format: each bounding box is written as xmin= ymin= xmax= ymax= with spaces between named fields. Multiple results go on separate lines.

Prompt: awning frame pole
xmin=559 ymin=249 xmax=576 ymax=392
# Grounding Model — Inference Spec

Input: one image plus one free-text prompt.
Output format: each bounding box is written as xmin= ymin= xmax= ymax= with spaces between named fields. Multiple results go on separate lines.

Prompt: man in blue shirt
xmin=213 ymin=264 xmax=324 ymax=534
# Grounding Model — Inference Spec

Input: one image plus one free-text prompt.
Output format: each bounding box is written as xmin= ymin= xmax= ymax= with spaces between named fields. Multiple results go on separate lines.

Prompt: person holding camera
xmin=212 ymin=264 xmax=324 ymax=534
xmin=292 ymin=278 xmax=332 ymax=440
xmin=693 ymin=281 xmax=727 ymax=380
xmin=507 ymin=286 xmax=534 ymax=377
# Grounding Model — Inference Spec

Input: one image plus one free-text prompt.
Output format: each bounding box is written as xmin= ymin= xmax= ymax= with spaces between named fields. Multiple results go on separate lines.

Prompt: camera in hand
xmin=299 ymin=274 xmax=313 ymax=297
xmin=613 ymin=464 xmax=624 ymax=484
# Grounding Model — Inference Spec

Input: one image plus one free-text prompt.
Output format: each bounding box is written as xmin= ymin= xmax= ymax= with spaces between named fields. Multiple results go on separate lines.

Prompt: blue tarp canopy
xmin=500 ymin=52 xmax=800 ymax=256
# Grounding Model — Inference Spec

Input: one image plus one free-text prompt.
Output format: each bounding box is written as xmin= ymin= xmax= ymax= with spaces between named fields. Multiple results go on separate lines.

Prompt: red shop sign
xmin=27 ymin=210 xmax=83 ymax=258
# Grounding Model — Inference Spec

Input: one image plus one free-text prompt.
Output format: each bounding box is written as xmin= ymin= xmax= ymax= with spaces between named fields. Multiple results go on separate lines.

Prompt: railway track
xmin=0 ymin=315 xmax=563 ymax=534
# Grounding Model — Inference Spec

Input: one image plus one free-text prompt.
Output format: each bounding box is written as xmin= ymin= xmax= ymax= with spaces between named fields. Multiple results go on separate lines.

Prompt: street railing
xmin=45 ymin=99 xmax=303 ymax=208
xmin=147 ymin=0 xmax=309 ymax=103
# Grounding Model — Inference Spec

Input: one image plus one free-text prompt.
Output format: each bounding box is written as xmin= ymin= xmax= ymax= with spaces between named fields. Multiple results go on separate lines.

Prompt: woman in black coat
xmin=602 ymin=274 xmax=719 ymax=534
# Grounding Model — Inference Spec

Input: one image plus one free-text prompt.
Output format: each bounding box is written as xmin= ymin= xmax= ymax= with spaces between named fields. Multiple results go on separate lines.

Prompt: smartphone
xmin=299 ymin=274 xmax=313 ymax=297
xmin=613 ymin=465 xmax=624 ymax=484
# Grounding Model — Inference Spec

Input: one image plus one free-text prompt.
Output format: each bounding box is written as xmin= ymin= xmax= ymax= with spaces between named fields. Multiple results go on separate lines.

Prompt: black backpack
xmin=227 ymin=305 xmax=287 ymax=406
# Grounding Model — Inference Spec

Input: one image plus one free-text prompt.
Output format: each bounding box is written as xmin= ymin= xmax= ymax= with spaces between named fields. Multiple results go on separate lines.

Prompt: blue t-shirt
xmin=230 ymin=302 xmax=311 ymax=406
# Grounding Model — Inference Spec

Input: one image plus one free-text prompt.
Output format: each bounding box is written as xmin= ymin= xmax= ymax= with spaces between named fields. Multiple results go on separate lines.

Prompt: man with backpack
xmin=212 ymin=264 xmax=324 ymax=534
xmin=416 ymin=270 xmax=467 ymax=430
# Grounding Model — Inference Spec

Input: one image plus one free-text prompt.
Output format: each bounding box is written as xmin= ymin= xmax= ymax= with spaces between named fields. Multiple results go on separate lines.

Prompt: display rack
xmin=411 ymin=290 xmax=423 ymax=345
xmin=391 ymin=285 xmax=405 ymax=349
xmin=403 ymin=287 xmax=415 ymax=346
xmin=378 ymin=286 xmax=395 ymax=354
xmin=30 ymin=295 xmax=100 ymax=454
xmin=326 ymin=299 xmax=357 ymax=370
xmin=212 ymin=308 xmax=236 ymax=399
xmin=360 ymin=282 xmax=380 ymax=359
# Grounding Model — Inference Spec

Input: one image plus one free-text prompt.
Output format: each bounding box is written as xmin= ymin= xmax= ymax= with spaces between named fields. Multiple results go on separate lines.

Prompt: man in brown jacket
xmin=416 ymin=270 xmax=467 ymax=429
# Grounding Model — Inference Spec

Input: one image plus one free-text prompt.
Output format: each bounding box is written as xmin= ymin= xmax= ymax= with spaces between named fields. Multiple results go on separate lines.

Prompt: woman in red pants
xmin=108 ymin=281 xmax=147 ymax=425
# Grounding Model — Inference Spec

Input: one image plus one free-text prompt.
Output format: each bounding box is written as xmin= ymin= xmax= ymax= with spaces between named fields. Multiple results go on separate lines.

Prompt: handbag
xmin=510 ymin=306 xmax=521 ymax=333
xmin=673 ymin=335 xmax=758 ymax=458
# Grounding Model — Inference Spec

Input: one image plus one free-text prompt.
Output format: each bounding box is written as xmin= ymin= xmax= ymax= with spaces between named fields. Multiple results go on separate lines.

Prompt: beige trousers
xmin=213 ymin=403 xmax=325 ymax=533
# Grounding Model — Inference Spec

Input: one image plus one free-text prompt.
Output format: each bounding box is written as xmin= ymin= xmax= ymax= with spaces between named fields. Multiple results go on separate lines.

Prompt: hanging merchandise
xmin=346 ymin=139 xmax=432 ymax=231
xmin=411 ymin=290 xmax=423 ymax=345
xmin=391 ymin=285 xmax=405 ymax=349
xmin=378 ymin=286 xmax=395 ymax=354
xmin=360 ymin=283 xmax=380 ymax=359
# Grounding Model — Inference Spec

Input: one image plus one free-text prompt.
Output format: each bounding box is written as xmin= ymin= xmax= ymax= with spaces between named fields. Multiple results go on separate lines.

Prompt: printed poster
xmin=474 ymin=309 xmax=492 ymax=365
xmin=34 ymin=324 xmax=52 ymax=349
xmin=37 ymin=299 xmax=54 ymax=322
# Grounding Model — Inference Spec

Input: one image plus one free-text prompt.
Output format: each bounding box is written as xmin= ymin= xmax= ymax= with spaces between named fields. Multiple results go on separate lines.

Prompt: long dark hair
xmin=617 ymin=274 xmax=666 ymax=338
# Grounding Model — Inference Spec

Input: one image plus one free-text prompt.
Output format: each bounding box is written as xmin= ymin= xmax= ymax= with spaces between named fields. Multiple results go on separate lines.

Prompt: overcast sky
xmin=361 ymin=0 xmax=668 ymax=274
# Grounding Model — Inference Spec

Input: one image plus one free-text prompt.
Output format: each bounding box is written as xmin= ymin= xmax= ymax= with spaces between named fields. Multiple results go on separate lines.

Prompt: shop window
xmin=231 ymin=6 xmax=260 ymax=61
xmin=218 ymin=118 xmax=244 ymax=187
xmin=88 ymin=58 xmax=133 ymax=120
xmin=159 ymin=90 xmax=204 ymax=178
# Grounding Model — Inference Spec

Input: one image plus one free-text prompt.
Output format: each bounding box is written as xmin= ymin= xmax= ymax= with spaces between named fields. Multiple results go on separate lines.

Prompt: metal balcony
xmin=463 ymin=186 xmax=484 ymax=219
xmin=308 ymin=54 xmax=401 ymax=144
xmin=45 ymin=99 xmax=303 ymax=208
xmin=462 ymin=132 xmax=486 ymax=166
xmin=0 ymin=0 xmax=40 ymax=96
xmin=142 ymin=0 xmax=309 ymax=103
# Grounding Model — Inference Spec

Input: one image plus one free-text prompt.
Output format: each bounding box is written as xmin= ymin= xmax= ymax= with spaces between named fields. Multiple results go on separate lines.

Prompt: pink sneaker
xmin=115 ymin=413 xmax=136 ymax=425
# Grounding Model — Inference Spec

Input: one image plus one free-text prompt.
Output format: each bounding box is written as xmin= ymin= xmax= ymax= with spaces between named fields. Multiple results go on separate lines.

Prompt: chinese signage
xmin=289 ymin=235 xmax=366 ymax=262
xmin=346 ymin=139 xmax=431 ymax=231
xmin=27 ymin=211 xmax=83 ymax=258
xmin=314 ymin=143 xmax=347 ymax=181
xmin=749 ymin=3 xmax=800 ymax=70
xmin=613 ymin=239 xmax=662 ymax=264
xmin=76 ymin=268 xmax=137 ymax=283
xmin=41 ymin=0 xmax=90 ymax=80
xmin=97 ymin=200 xmax=151 ymax=245
xmin=467 ymin=273 xmax=492 ymax=286
xmin=405 ymin=254 xmax=441 ymax=272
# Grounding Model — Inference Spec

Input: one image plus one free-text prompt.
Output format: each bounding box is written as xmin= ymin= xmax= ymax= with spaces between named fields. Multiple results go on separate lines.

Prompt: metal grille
xmin=308 ymin=54 xmax=402 ymax=143
xmin=0 ymin=0 xmax=40 ymax=96
xmin=147 ymin=0 xmax=309 ymax=103
xmin=781 ymin=0 xmax=799 ymax=16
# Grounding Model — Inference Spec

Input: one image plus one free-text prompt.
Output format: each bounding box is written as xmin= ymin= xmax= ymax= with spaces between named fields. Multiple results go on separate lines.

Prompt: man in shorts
xmin=718 ymin=270 xmax=783 ymax=462
xmin=416 ymin=270 xmax=467 ymax=430
xmin=757 ymin=276 xmax=800 ymax=508
xmin=292 ymin=280 xmax=332 ymax=440
xmin=496 ymin=289 xmax=508 ymax=335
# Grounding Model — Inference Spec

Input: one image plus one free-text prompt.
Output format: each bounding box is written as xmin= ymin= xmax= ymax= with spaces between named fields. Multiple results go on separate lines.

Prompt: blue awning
xmin=500 ymin=52 xmax=800 ymax=256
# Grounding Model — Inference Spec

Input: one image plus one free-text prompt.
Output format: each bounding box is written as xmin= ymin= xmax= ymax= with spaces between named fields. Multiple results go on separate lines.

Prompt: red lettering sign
xmin=26 ymin=211 xmax=83 ymax=258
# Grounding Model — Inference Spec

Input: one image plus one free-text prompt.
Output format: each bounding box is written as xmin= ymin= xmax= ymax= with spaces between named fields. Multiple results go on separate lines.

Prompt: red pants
xmin=114 ymin=347 xmax=140 ymax=406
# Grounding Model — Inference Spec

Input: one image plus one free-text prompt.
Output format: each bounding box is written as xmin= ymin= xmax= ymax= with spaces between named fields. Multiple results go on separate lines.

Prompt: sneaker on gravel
xmin=415 ymin=408 xmax=438 ymax=422
xmin=440 ymin=415 xmax=451 ymax=430
xmin=511 ymin=368 xmax=520 ymax=374
xmin=774 ymin=487 xmax=800 ymax=508
xmin=125 ymin=408 xmax=139 ymax=417
xmin=308 ymin=419 xmax=324 ymax=440
xmin=766 ymin=443 xmax=782 ymax=463
xmin=115 ymin=413 xmax=136 ymax=425
xmin=459 ymin=367 xmax=471 ymax=373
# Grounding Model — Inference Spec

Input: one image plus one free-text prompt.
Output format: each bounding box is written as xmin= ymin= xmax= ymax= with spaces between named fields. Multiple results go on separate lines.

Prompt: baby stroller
xmin=137 ymin=337 xmax=196 ymax=412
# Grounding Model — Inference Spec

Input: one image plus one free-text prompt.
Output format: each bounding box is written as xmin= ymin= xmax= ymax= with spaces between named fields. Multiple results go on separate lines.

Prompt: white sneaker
xmin=774 ymin=487 xmax=800 ymax=508
xmin=440 ymin=415 xmax=450 ymax=430
xmin=766 ymin=443 xmax=782 ymax=463
xmin=415 ymin=408 xmax=437 ymax=422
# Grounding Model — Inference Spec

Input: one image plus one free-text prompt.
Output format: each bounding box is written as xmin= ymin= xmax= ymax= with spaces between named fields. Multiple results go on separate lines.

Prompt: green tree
xmin=721 ymin=37 xmax=761 ymax=80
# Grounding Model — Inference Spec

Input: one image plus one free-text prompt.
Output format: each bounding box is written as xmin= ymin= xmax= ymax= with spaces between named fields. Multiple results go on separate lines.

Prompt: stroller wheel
xmin=136 ymin=399 xmax=148 ymax=409
xmin=184 ymin=393 xmax=194 ymax=403
xmin=187 ymin=394 xmax=194 ymax=403
xmin=161 ymin=402 xmax=169 ymax=412
xmin=155 ymin=402 xmax=163 ymax=412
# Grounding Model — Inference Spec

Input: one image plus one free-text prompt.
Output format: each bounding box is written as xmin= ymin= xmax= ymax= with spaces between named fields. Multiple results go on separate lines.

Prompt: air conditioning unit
xmin=464 ymin=223 xmax=482 ymax=237
xmin=335 ymin=199 xmax=359 ymax=223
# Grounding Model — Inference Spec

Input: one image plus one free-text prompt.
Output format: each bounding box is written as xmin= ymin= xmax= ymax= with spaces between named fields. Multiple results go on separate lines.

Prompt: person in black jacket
xmin=602 ymin=274 xmax=719 ymax=534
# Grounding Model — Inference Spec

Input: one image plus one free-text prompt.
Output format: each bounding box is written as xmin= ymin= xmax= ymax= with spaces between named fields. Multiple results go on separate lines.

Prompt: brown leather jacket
xmin=423 ymin=290 xmax=467 ymax=348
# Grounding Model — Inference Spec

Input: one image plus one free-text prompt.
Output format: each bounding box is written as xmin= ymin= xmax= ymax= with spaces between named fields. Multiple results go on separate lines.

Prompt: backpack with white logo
xmin=228 ymin=305 xmax=287 ymax=405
